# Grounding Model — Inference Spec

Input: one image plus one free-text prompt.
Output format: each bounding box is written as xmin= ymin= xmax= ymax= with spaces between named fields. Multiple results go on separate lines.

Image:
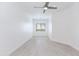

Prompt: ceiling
xmin=16 ymin=2 xmax=74 ymax=15
xmin=0 ymin=2 xmax=74 ymax=15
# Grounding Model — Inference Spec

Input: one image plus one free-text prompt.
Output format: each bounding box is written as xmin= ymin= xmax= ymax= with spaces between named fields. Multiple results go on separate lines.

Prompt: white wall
xmin=71 ymin=3 xmax=79 ymax=50
xmin=51 ymin=3 xmax=79 ymax=50
xmin=0 ymin=3 xmax=33 ymax=55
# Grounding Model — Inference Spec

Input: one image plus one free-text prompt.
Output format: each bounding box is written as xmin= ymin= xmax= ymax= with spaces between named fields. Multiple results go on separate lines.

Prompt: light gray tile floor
xmin=10 ymin=36 xmax=79 ymax=56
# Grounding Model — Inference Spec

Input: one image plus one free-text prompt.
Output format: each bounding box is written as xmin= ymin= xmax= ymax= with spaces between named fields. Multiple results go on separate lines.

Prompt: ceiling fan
xmin=34 ymin=2 xmax=57 ymax=13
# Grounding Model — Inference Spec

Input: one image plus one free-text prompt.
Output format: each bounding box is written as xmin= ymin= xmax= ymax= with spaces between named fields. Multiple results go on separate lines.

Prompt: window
xmin=36 ymin=23 xmax=46 ymax=31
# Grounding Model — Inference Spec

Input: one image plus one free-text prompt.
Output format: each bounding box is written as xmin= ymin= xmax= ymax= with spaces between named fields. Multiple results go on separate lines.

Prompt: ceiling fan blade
xmin=44 ymin=2 xmax=49 ymax=7
xmin=48 ymin=7 xmax=57 ymax=9
xmin=34 ymin=7 xmax=43 ymax=8
xmin=43 ymin=10 xmax=46 ymax=13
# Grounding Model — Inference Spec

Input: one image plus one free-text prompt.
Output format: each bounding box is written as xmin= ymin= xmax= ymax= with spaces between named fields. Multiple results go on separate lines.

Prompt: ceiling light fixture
xmin=44 ymin=7 xmax=48 ymax=10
